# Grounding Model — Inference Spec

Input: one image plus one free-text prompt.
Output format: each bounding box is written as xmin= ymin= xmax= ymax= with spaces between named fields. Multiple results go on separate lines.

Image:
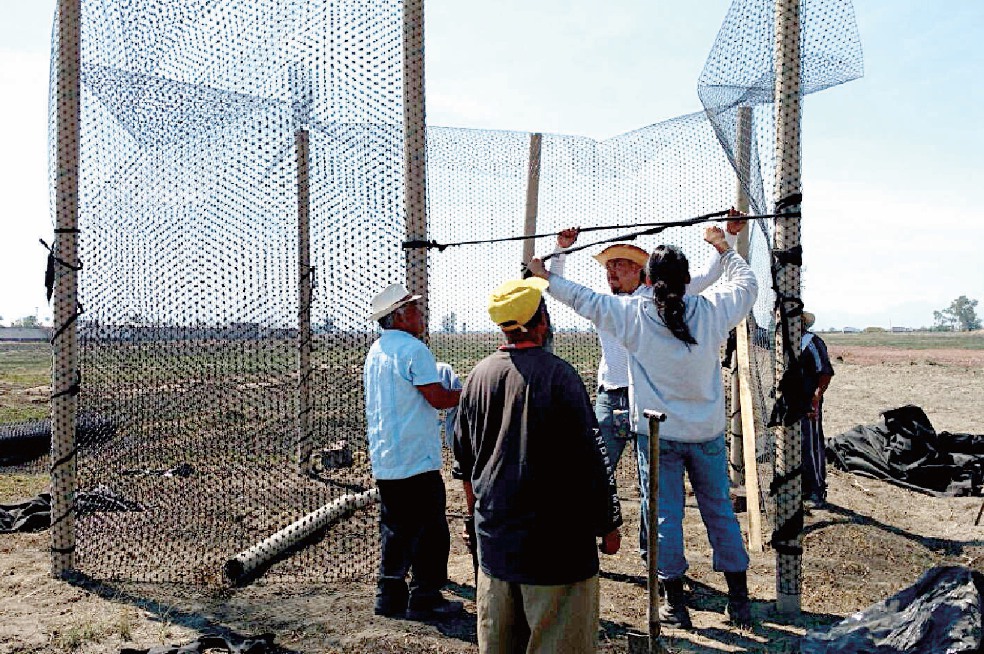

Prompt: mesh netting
xmin=10 ymin=0 xmax=862 ymax=584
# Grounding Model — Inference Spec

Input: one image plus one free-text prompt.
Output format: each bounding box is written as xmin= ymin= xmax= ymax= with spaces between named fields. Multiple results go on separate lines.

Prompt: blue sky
xmin=1 ymin=1 xmax=981 ymax=331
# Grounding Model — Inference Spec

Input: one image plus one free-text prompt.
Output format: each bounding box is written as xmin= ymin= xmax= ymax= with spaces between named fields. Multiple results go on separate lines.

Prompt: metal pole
xmin=51 ymin=0 xmax=82 ymax=578
xmin=403 ymin=0 xmax=428 ymax=335
xmin=645 ymin=410 xmax=664 ymax=646
xmin=773 ymin=0 xmax=804 ymax=615
xmin=629 ymin=410 xmax=667 ymax=654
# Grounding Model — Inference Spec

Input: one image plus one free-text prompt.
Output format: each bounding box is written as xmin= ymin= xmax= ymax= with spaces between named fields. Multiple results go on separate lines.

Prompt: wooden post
xmin=773 ymin=0 xmax=804 ymax=615
xmin=51 ymin=0 xmax=82 ymax=578
xmin=403 ymin=0 xmax=428 ymax=333
xmin=292 ymin=65 xmax=314 ymax=475
xmin=731 ymin=106 xmax=763 ymax=552
xmin=522 ymin=133 xmax=542 ymax=268
xmin=729 ymin=106 xmax=753 ymax=487
xmin=736 ymin=323 xmax=763 ymax=553
xmin=296 ymin=128 xmax=313 ymax=474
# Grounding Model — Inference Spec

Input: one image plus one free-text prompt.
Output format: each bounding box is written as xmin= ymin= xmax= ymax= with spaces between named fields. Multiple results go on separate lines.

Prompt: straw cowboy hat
xmin=370 ymin=283 xmax=422 ymax=321
xmin=592 ymin=243 xmax=650 ymax=268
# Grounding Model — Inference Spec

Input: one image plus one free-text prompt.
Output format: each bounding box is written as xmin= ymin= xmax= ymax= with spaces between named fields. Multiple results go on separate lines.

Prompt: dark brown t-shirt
xmin=453 ymin=347 xmax=622 ymax=585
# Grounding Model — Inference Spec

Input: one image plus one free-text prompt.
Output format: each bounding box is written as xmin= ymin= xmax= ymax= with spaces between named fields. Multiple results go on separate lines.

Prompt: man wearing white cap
xmin=364 ymin=283 xmax=464 ymax=621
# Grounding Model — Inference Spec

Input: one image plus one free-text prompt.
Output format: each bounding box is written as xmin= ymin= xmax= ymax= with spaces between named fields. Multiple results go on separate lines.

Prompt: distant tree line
xmin=934 ymin=296 xmax=981 ymax=332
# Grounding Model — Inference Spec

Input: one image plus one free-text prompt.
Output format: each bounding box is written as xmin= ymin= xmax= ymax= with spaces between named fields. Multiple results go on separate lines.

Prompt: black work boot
xmin=724 ymin=571 xmax=753 ymax=628
xmin=657 ymin=577 xmax=693 ymax=629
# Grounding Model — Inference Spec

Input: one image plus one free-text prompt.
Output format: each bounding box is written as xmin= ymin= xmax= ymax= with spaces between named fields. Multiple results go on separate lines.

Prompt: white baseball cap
xmin=370 ymin=283 xmax=422 ymax=321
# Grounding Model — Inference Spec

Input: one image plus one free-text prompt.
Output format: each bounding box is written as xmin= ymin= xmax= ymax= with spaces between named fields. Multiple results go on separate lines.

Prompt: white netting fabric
xmin=27 ymin=0 xmax=861 ymax=583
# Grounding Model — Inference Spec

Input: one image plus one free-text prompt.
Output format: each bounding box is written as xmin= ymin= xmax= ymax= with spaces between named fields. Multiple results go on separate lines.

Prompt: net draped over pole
xmin=772 ymin=0 xmax=806 ymax=614
xmin=50 ymin=0 xmax=83 ymax=578
xmin=403 ymin=0 xmax=429 ymax=329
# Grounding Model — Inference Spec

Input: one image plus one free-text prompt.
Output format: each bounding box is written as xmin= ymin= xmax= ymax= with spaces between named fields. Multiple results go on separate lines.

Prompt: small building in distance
xmin=0 ymin=326 xmax=52 ymax=342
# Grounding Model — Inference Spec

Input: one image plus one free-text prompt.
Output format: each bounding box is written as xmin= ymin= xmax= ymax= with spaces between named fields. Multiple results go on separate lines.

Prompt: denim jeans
xmin=595 ymin=388 xmax=643 ymax=549
xmin=635 ymin=431 xmax=749 ymax=580
xmin=594 ymin=387 xmax=634 ymax=472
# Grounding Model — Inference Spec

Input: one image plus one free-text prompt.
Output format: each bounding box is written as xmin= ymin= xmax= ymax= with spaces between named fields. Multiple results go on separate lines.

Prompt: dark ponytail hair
xmin=648 ymin=245 xmax=697 ymax=347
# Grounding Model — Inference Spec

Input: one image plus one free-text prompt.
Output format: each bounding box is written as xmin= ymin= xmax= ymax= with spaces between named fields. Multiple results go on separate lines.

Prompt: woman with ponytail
xmin=527 ymin=223 xmax=757 ymax=630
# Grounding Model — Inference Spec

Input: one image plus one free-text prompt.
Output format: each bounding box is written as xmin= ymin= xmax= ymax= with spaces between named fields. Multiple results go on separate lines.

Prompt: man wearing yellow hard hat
xmin=452 ymin=277 xmax=623 ymax=654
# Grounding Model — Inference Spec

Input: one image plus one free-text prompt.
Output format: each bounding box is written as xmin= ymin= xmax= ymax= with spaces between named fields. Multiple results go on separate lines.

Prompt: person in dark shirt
xmin=453 ymin=277 xmax=623 ymax=654
xmin=800 ymin=311 xmax=835 ymax=506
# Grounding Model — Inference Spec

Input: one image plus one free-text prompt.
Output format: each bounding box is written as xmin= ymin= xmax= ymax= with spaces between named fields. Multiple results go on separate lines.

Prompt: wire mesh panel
xmin=26 ymin=0 xmax=864 ymax=586
xmin=63 ymin=0 xmax=405 ymax=583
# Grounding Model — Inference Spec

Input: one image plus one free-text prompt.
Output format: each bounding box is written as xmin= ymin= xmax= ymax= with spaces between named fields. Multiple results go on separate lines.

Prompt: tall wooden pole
xmin=521 ymin=133 xmax=542 ymax=268
xmin=292 ymin=66 xmax=314 ymax=475
xmin=296 ymin=129 xmax=313 ymax=474
xmin=51 ymin=0 xmax=82 ymax=577
xmin=729 ymin=107 xmax=753 ymax=487
xmin=773 ymin=0 xmax=804 ymax=615
xmin=403 ymin=0 xmax=428 ymax=333
xmin=731 ymin=106 xmax=763 ymax=554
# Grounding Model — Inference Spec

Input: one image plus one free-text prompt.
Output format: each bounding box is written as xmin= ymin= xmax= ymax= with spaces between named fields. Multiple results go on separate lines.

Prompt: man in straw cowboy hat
xmin=547 ymin=218 xmax=746 ymax=561
xmin=452 ymin=277 xmax=623 ymax=653
xmin=364 ymin=282 xmax=464 ymax=621
xmin=800 ymin=310 xmax=834 ymax=507
xmin=528 ymin=222 xmax=757 ymax=630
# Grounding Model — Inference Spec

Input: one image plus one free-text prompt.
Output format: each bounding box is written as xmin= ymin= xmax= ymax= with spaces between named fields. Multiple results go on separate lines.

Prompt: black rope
xmin=50 ymin=445 xmax=79 ymax=474
xmin=769 ymin=466 xmax=802 ymax=497
xmin=775 ymin=192 xmax=803 ymax=212
xmin=51 ymin=370 xmax=82 ymax=400
xmin=403 ymin=209 xmax=800 ymax=252
xmin=50 ymin=306 xmax=83 ymax=344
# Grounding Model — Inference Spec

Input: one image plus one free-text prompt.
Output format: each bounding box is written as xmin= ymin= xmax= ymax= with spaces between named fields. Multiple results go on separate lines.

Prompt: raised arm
xmin=698 ymin=225 xmax=758 ymax=331
xmin=547 ymin=227 xmax=580 ymax=277
xmin=687 ymin=219 xmax=744 ymax=294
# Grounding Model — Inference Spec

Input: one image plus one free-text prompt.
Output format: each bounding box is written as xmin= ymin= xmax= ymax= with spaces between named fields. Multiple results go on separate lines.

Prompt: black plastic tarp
xmin=801 ymin=565 xmax=984 ymax=653
xmin=826 ymin=405 xmax=984 ymax=497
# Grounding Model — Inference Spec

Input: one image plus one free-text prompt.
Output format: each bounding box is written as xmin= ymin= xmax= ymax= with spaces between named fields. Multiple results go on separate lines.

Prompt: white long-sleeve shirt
xmin=547 ymin=248 xmax=757 ymax=442
xmin=548 ymin=233 xmax=735 ymax=391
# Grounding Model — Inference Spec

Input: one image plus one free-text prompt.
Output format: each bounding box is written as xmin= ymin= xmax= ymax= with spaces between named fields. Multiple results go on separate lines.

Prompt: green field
xmin=0 ymin=342 xmax=50 ymax=423
xmin=1 ymin=330 xmax=981 ymax=430
xmin=822 ymin=330 xmax=984 ymax=350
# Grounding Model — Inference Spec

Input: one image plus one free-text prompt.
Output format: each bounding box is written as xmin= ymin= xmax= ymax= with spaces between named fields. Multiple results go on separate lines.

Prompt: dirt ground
xmin=2 ymin=344 xmax=983 ymax=653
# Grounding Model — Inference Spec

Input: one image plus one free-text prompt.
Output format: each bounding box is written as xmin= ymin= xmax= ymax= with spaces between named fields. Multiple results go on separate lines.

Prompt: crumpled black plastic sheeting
xmin=1 ymin=486 xmax=144 ymax=533
xmin=801 ymin=566 xmax=984 ymax=654
xmin=121 ymin=634 xmax=277 ymax=654
xmin=826 ymin=405 xmax=984 ymax=497
xmin=0 ymin=412 xmax=116 ymax=466
xmin=0 ymin=493 xmax=52 ymax=532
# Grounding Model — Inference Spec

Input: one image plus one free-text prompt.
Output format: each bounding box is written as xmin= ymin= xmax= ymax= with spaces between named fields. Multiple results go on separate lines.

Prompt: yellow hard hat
xmin=488 ymin=278 xmax=549 ymax=331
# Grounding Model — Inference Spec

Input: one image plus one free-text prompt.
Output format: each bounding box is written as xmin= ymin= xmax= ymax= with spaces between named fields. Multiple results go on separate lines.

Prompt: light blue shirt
xmin=436 ymin=362 xmax=462 ymax=448
xmin=364 ymin=329 xmax=443 ymax=480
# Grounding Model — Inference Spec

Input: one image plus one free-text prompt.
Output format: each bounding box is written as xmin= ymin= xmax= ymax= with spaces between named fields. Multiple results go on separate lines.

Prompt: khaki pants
xmin=477 ymin=569 xmax=599 ymax=654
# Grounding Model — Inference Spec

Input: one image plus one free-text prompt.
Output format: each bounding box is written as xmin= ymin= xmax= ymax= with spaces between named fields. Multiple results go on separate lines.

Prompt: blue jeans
xmin=595 ymin=388 xmax=643 ymax=549
xmin=636 ymin=431 xmax=749 ymax=580
xmin=594 ymin=387 xmax=634 ymax=469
